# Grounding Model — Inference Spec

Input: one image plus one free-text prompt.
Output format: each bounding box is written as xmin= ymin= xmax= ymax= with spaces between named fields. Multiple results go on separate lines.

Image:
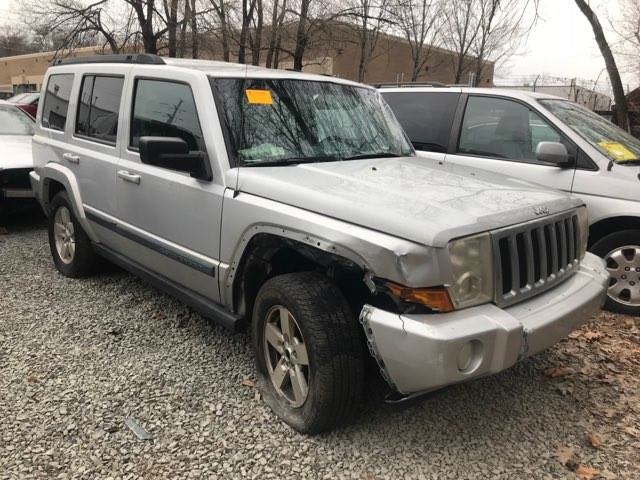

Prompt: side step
xmin=93 ymin=243 xmax=244 ymax=332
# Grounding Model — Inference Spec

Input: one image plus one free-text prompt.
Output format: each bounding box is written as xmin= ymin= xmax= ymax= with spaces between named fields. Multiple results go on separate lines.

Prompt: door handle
xmin=63 ymin=153 xmax=79 ymax=164
xmin=117 ymin=170 xmax=141 ymax=185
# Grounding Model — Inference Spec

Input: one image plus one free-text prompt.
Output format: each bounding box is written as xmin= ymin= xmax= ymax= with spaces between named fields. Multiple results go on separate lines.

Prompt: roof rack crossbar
xmin=51 ymin=54 xmax=165 ymax=66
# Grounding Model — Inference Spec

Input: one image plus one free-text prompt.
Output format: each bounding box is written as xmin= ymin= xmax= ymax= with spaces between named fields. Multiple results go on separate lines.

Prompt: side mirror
xmin=138 ymin=136 xmax=212 ymax=181
xmin=535 ymin=141 xmax=572 ymax=167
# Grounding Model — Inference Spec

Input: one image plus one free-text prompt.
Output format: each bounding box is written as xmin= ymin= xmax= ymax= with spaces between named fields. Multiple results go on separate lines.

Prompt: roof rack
xmin=51 ymin=54 xmax=166 ymax=66
xmin=372 ymin=81 xmax=448 ymax=88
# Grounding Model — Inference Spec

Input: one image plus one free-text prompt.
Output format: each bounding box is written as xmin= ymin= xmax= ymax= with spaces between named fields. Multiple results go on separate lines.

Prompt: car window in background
xmin=130 ymin=79 xmax=205 ymax=152
xmin=76 ymin=75 xmax=124 ymax=144
xmin=0 ymin=105 xmax=35 ymax=135
xmin=382 ymin=91 xmax=460 ymax=153
xmin=540 ymin=99 xmax=640 ymax=165
xmin=212 ymin=78 xmax=413 ymax=165
xmin=41 ymin=74 xmax=74 ymax=131
xmin=458 ymin=96 xmax=562 ymax=161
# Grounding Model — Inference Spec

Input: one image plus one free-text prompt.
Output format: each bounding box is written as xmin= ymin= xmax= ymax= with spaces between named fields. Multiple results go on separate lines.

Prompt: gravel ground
xmin=1 ymin=210 xmax=639 ymax=480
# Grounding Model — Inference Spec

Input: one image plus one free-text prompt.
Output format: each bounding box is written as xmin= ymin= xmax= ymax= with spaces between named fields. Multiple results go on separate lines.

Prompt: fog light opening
xmin=457 ymin=339 xmax=483 ymax=374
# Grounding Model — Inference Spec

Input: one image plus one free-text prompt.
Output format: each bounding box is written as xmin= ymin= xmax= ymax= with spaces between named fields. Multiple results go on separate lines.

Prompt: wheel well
xmin=45 ymin=179 xmax=66 ymax=213
xmin=588 ymin=216 xmax=640 ymax=248
xmin=232 ymin=233 xmax=383 ymax=324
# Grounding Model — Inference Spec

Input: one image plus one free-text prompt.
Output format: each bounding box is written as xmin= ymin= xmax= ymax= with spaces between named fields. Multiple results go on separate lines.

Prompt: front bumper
xmin=360 ymin=252 xmax=608 ymax=395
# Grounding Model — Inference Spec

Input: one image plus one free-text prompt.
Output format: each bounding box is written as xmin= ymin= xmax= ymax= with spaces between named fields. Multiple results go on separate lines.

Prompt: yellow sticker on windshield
xmin=597 ymin=141 xmax=638 ymax=162
xmin=245 ymin=89 xmax=273 ymax=105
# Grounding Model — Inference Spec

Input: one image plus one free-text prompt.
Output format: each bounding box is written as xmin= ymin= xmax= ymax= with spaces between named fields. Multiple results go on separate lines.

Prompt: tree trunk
xmin=220 ymin=0 xmax=230 ymax=61
xmin=178 ymin=0 xmax=189 ymax=57
xmin=575 ymin=0 xmax=629 ymax=130
xmin=251 ymin=0 xmax=263 ymax=65
xmin=190 ymin=0 xmax=198 ymax=58
xmin=293 ymin=0 xmax=310 ymax=71
xmin=165 ymin=0 xmax=179 ymax=57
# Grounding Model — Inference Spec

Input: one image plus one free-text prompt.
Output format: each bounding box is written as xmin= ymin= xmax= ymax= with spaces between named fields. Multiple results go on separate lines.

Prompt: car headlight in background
xmin=576 ymin=206 xmax=588 ymax=260
xmin=447 ymin=232 xmax=494 ymax=309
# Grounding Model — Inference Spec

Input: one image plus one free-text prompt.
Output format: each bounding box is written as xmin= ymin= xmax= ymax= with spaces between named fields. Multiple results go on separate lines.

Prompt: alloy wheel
xmin=53 ymin=206 xmax=76 ymax=264
xmin=605 ymin=245 xmax=640 ymax=307
xmin=263 ymin=305 xmax=310 ymax=407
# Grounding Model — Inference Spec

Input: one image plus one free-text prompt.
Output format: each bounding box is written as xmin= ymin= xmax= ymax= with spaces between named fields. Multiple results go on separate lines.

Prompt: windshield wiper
xmin=342 ymin=152 xmax=403 ymax=160
xmin=244 ymin=155 xmax=342 ymax=167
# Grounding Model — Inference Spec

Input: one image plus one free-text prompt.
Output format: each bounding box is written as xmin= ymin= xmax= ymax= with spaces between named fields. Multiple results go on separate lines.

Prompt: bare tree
xmin=610 ymin=0 xmax=640 ymax=83
xmin=207 ymin=0 xmax=233 ymax=61
xmin=346 ymin=0 xmax=394 ymax=82
xmin=470 ymin=0 xmax=537 ymax=87
xmin=265 ymin=0 xmax=287 ymax=67
xmin=441 ymin=0 xmax=481 ymax=84
xmin=574 ymin=0 xmax=629 ymax=131
xmin=394 ymin=0 xmax=442 ymax=82
xmin=0 ymin=25 xmax=40 ymax=57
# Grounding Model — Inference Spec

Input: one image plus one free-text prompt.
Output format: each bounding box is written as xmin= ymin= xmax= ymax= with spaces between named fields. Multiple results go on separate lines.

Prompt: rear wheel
xmin=252 ymin=272 xmax=364 ymax=434
xmin=591 ymin=229 xmax=640 ymax=315
xmin=48 ymin=191 xmax=97 ymax=278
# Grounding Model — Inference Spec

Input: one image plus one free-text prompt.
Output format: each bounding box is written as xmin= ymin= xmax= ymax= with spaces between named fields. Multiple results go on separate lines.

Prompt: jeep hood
xmin=0 ymin=135 xmax=33 ymax=170
xmin=234 ymin=156 xmax=582 ymax=247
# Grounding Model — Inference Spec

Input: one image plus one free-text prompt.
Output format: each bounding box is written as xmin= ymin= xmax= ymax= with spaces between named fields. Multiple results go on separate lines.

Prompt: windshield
xmin=211 ymin=78 xmax=413 ymax=166
xmin=540 ymin=99 xmax=640 ymax=165
xmin=0 ymin=105 xmax=34 ymax=135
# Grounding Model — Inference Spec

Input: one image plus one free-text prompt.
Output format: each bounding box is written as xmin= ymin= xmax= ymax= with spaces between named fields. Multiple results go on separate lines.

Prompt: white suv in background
xmin=381 ymin=86 xmax=640 ymax=315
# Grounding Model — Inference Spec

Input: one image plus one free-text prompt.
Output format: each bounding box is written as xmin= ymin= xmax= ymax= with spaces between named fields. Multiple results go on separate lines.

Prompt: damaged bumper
xmin=360 ymin=252 xmax=608 ymax=395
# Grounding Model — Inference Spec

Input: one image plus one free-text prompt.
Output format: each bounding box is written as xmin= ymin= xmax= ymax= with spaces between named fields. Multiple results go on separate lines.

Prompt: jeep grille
xmin=492 ymin=210 xmax=580 ymax=308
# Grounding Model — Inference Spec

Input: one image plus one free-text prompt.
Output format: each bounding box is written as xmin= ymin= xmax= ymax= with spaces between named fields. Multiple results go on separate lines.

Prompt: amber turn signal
xmin=385 ymin=282 xmax=455 ymax=313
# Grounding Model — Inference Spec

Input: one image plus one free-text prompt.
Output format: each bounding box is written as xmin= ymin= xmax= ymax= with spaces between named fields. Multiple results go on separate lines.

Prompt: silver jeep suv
xmin=31 ymin=54 xmax=608 ymax=433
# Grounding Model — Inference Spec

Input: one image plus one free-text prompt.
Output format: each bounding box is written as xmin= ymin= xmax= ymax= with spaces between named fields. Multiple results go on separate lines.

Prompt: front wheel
xmin=591 ymin=229 xmax=640 ymax=315
xmin=252 ymin=272 xmax=364 ymax=434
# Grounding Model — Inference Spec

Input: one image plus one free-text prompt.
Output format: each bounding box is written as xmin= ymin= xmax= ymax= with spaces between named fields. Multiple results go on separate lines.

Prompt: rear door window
xmin=130 ymin=79 xmax=204 ymax=152
xmin=75 ymin=75 xmax=124 ymax=144
xmin=382 ymin=91 xmax=460 ymax=153
xmin=41 ymin=74 xmax=74 ymax=131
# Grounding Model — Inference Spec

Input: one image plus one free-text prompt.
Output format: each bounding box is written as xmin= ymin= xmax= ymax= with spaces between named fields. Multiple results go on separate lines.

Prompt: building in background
xmin=0 ymin=25 xmax=494 ymax=93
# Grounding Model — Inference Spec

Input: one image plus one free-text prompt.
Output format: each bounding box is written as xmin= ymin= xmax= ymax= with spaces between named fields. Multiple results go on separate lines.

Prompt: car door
xmin=115 ymin=72 xmax=225 ymax=303
xmin=444 ymin=95 xmax=576 ymax=192
xmin=63 ymin=71 xmax=126 ymax=250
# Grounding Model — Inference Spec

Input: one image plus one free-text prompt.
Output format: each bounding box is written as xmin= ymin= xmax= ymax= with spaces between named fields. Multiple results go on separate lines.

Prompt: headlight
xmin=447 ymin=232 xmax=494 ymax=309
xmin=576 ymin=206 xmax=588 ymax=259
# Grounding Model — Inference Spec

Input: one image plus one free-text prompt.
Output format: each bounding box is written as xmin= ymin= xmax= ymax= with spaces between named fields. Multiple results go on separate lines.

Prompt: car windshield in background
xmin=540 ymin=99 xmax=640 ymax=165
xmin=0 ymin=105 xmax=34 ymax=135
xmin=211 ymin=78 xmax=413 ymax=166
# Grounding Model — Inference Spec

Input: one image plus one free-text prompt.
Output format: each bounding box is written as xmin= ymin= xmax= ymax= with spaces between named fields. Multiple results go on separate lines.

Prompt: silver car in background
xmin=381 ymin=87 xmax=640 ymax=315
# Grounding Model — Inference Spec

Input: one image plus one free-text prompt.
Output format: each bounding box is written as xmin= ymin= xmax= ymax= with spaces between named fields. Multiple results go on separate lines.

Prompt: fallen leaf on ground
xmin=544 ymin=366 xmax=574 ymax=378
xmin=554 ymin=445 xmax=576 ymax=466
xmin=575 ymin=465 xmax=600 ymax=480
xmin=586 ymin=431 xmax=601 ymax=449
xmin=241 ymin=378 xmax=255 ymax=388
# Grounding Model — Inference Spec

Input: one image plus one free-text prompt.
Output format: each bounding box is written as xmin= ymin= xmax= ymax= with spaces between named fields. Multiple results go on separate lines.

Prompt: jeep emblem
xmin=533 ymin=206 xmax=550 ymax=216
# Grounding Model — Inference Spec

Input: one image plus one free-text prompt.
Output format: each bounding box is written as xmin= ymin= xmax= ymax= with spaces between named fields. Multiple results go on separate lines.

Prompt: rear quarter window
xmin=382 ymin=91 xmax=460 ymax=153
xmin=41 ymin=73 xmax=74 ymax=131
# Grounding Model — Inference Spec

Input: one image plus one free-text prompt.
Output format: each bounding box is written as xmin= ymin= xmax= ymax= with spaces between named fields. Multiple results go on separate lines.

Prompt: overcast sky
xmin=0 ymin=0 xmax=634 ymax=91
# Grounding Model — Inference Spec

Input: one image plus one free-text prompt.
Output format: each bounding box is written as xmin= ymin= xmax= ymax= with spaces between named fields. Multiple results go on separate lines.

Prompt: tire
xmin=590 ymin=229 xmax=640 ymax=315
xmin=48 ymin=191 xmax=97 ymax=278
xmin=252 ymin=272 xmax=364 ymax=434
